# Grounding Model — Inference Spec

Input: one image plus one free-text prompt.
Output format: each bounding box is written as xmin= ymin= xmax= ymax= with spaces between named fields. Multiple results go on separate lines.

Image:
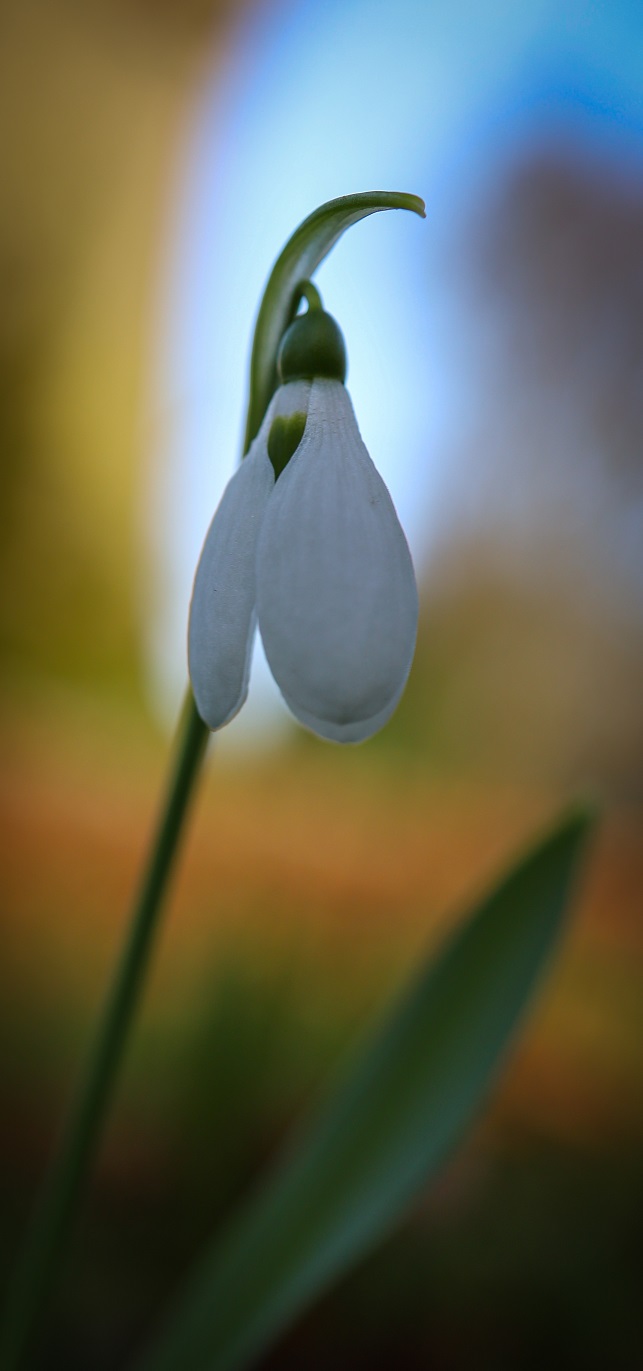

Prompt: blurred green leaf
xmin=243 ymin=191 xmax=425 ymax=452
xmin=139 ymin=804 xmax=594 ymax=1371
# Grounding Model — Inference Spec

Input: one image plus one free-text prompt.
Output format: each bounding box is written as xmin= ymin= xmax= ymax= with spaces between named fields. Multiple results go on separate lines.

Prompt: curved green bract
xmin=242 ymin=191 xmax=426 ymax=453
xmin=138 ymin=803 xmax=594 ymax=1371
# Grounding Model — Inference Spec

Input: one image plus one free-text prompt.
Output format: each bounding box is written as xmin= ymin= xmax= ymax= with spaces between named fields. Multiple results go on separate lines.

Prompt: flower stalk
xmin=0 ymin=693 xmax=209 ymax=1371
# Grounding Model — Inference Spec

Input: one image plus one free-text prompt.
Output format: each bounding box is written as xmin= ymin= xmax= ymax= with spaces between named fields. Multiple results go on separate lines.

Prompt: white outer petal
xmin=188 ymin=447 xmax=272 ymax=729
xmin=256 ymin=378 xmax=418 ymax=743
xmin=188 ymin=382 xmax=312 ymax=731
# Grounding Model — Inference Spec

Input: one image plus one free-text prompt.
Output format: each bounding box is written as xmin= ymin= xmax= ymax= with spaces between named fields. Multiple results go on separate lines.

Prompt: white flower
xmin=188 ymin=376 xmax=418 ymax=743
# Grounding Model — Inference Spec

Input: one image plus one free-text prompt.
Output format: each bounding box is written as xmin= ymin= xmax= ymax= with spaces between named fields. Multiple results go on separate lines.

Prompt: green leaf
xmin=242 ymin=191 xmax=426 ymax=453
xmin=138 ymin=804 xmax=594 ymax=1371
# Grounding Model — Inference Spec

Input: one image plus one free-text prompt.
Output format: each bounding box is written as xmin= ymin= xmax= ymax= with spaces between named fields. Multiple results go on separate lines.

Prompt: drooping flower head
xmin=188 ymin=287 xmax=418 ymax=743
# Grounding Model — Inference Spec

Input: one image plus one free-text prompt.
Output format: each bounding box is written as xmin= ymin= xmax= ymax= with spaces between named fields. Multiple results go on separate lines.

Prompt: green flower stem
xmin=0 ymin=689 xmax=209 ymax=1371
xmin=297 ymin=280 xmax=323 ymax=312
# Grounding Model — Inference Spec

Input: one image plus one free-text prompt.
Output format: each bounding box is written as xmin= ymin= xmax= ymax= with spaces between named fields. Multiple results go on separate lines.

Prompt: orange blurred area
xmin=1 ymin=695 xmax=642 ymax=1366
xmin=2 ymin=693 xmax=641 ymax=1158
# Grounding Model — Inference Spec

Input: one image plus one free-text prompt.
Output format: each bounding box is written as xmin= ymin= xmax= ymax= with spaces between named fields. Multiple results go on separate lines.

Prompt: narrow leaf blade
xmin=140 ymin=804 xmax=594 ymax=1371
xmin=243 ymin=191 xmax=426 ymax=451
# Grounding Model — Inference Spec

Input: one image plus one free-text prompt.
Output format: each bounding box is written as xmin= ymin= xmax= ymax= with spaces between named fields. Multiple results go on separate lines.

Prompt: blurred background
xmin=1 ymin=0 xmax=642 ymax=1367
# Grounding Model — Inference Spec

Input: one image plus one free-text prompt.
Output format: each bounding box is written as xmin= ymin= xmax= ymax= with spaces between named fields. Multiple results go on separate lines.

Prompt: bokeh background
xmin=1 ymin=0 xmax=642 ymax=1367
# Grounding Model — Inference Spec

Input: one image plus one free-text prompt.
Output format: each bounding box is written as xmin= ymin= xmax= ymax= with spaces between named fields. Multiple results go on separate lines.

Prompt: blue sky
xmin=146 ymin=0 xmax=643 ymax=739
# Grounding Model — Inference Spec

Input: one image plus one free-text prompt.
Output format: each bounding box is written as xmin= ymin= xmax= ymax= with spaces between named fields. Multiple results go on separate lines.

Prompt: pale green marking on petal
xmin=267 ymin=412 xmax=307 ymax=480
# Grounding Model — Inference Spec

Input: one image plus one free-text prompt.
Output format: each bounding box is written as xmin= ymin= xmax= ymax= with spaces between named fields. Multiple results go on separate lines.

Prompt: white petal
xmin=188 ymin=450 xmax=271 ymax=729
xmin=256 ymin=378 xmax=418 ymax=743
xmin=188 ymin=381 xmax=311 ymax=731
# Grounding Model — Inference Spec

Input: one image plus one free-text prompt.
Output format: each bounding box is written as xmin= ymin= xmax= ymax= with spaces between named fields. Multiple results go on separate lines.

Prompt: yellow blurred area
xmin=0 ymin=0 xmax=243 ymax=693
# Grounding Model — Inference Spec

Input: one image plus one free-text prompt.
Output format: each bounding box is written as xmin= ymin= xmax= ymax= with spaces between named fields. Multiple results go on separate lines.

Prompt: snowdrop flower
xmin=188 ymin=294 xmax=418 ymax=743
